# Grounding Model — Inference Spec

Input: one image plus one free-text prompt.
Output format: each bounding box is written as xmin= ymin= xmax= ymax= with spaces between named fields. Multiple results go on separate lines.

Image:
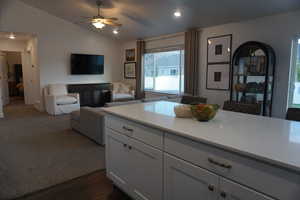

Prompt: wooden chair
xmin=181 ymin=95 xmax=207 ymax=105
xmin=286 ymin=108 xmax=300 ymax=122
xmin=223 ymin=101 xmax=261 ymax=115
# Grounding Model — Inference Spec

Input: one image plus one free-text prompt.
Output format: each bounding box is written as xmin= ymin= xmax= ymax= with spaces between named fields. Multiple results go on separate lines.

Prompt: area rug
xmin=0 ymin=104 xmax=105 ymax=200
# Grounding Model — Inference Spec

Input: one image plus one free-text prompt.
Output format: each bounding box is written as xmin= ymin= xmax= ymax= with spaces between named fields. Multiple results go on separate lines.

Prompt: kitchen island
xmin=102 ymin=101 xmax=300 ymax=200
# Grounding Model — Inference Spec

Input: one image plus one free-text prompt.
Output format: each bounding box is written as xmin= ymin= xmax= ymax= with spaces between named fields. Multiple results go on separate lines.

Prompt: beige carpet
xmin=0 ymin=104 xmax=105 ymax=200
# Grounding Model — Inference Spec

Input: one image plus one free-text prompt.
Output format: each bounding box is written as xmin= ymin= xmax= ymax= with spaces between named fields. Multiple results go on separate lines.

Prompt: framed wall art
xmin=125 ymin=48 xmax=136 ymax=62
xmin=206 ymin=34 xmax=232 ymax=90
xmin=207 ymin=34 xmax=232 ymax=64
xmin=124 ymin=62 xmax=136 ymax=79
xmin=206 ymin=64 xmax=230 ymax=90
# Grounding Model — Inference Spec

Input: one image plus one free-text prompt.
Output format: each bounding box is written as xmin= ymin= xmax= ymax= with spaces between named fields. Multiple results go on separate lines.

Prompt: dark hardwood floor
xmin=16 ymin=170 xmax=131 ymax=200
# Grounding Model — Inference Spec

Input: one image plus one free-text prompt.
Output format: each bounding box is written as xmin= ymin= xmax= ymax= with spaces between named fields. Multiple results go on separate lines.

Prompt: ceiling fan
xmin=84 ymin=0 xmax=122 ymax=30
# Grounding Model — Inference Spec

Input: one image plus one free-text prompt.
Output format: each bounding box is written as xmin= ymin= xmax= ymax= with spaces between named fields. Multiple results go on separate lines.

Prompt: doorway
xmin=0 ymin=32 xmax=40 ymax=118
xmin=0 ymin=51 xmax=25 ymax=105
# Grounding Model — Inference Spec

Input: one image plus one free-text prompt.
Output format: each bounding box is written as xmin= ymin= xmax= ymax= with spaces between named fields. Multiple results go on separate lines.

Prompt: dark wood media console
xmin=68 ymin=83 xmax=112 ymax=107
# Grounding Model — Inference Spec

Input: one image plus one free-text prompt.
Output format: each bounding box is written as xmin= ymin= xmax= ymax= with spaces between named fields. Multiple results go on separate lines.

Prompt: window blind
xmin=144 ymin=33 xmax=184 ymax=53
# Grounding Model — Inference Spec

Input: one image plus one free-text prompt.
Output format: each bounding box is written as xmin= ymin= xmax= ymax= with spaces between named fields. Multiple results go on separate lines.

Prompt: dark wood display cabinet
xmin=230 ymin=41 xmax=276 ymax=116
xmin=68 ymin=83 xmax=112 ymax=107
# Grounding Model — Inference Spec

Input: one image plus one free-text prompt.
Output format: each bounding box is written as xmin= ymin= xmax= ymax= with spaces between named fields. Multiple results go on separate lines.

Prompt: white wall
xmin=0 ymin=39 xmax=27 ymax=52
xmin=120 ymin=40 xmax=136 ymax=87
xmin=0 ymin=0 xmax=123 ymax=110
xmin=199 ymin=10 xmax=300 ymax=118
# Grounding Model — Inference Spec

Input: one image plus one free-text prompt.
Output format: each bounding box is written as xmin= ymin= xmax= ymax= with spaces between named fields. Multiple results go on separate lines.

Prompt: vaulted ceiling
xmin=20 ymin=0 xmax=300 ymax=41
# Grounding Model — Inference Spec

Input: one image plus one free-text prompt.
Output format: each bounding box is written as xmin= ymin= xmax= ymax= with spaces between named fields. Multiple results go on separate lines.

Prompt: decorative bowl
xmin=190 ymin=104 xmax=219 ymax=122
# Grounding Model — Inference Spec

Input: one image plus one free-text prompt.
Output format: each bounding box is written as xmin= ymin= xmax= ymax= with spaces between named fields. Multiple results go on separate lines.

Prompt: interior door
xmin=219 ymin=178 xmax=274 ymax=200
xmin=105 ymin=129 xmax=132 ymax=194
xmin=129 ymin=137 xmax=163 ymax=200
xmin=0 ymin=54 xmax=3 ymax=117
xmin=21 ymin=52 xmax=34 ymax=105
xmin=164 ymin=154 xmax=219 ymax=200
xmin=0 ymin=53 xmax=9 ymax=106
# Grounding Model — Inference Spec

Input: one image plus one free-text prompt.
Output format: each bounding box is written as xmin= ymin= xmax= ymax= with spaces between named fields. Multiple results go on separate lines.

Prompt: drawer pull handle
xmin=220 ymin=191 xmax=227 ymax=198
xmin=123 ymin=144 xmax=127 ymax=148
xmin=208 ymin=184 xmax=214 ymax=191
xmin=208 ymin=158 xmax=232 ymax=169
xmin=122 ymin=126 xmax=133 ymax=132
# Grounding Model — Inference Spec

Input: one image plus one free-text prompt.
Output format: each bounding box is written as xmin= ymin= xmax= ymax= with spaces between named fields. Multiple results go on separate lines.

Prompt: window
xmin=144 ymin=50 xmax=184 ymax=94
xmin=289 ymin=38 xmax=300 ymax=108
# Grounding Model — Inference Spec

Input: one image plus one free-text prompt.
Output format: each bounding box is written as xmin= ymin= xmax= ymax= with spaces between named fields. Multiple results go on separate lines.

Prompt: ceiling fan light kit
xmin=85 ymin=0 xmax=122 ymax=33
xmin=92 ymin=19 xmax=106 ymax=29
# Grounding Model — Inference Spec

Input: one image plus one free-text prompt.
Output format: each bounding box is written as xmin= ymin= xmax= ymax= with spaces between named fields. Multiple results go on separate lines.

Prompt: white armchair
xmin=112 ymin=82 xmax=135 ymax=102
xmin=44 ymin=84 xmax=80 ymax=115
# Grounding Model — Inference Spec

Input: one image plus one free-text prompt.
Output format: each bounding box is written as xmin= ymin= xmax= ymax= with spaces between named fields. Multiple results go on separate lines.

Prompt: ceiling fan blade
xmin=104 ymin=21 xmax=122 ymax=27
xmin=103 ymin=18 xmax=119 ymax=24
xmin=80 ymin=16 xmax=93 ymax=19
xmin=76 ymin=19 xmax=92 ymax=24
xmin=105 ymin=17 xmax=118 ymax=21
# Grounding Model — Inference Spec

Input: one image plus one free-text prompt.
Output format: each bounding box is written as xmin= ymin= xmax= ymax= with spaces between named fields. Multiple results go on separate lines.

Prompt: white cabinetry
xmin=105 ymin=115 xmax=298 ymax=200
xmin=220 ymin=178 xmax=273 ymax=200
xmin=106 ymin=129 xmax=131 ymax=192
xmin=106 ymin=127 xmax=163 ymax=200
xmin=164 ymin=154 xmax=218 ymax=200
xmin=164 ymin=154 xmax=273 ymax=200
xmin=129 ymin=137 xmax=163 ymax=200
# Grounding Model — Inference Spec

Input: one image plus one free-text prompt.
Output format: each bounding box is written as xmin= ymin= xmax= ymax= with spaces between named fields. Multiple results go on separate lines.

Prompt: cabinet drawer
xmin=220 ymin=178 xmax=274 ymax=200
xmin=165 ymin=133 xmax=300 ymax=200
xmin=106 ymin=115 xmax=163 ymax=149
xmin=164 ymin=154 xmax=219 ymax=200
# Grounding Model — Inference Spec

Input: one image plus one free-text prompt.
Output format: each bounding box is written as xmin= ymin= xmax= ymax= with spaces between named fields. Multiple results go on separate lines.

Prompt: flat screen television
xmin=71 ymin=54 xmax=104 ymax=75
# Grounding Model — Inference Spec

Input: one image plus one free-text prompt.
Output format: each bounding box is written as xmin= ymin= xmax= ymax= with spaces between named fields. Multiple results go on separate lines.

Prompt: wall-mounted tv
xmin=71 ymin=54 xmax=104 ymax=75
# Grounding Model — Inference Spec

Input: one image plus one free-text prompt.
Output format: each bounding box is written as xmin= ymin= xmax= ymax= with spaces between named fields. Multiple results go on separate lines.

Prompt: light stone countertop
xmin=101 ymin=101 xmax=300 ymax=172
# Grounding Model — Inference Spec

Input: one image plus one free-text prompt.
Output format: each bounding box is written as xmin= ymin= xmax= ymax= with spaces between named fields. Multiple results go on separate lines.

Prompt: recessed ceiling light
xmin=174 ymin=11 xmax=182 ymax=18
xmin=9 ymin=33 xmax=16 ymax=39
xmin=113 ymin=30 xmax=119 ymax=35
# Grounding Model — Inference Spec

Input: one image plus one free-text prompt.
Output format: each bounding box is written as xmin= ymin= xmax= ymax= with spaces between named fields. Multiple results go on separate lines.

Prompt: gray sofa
xmin=70 ymin=95 xmax=206 ymax=145
xmin=71 ymin=107 xmax=105 ymax=145
xmin=71 ymin=100 xmax=142 ymax=145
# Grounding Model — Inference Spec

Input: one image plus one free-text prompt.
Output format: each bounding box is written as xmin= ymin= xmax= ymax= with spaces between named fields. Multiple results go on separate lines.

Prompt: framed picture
xmin=206 ymin=64 xmax=230 ymax=90
xmin=207 ymin=34 xmax=232 ymax=64
xmin=124 ymin=62 xmax=136 ymax=79
xmin=125 ymin=48 xmax=136 ymax=62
